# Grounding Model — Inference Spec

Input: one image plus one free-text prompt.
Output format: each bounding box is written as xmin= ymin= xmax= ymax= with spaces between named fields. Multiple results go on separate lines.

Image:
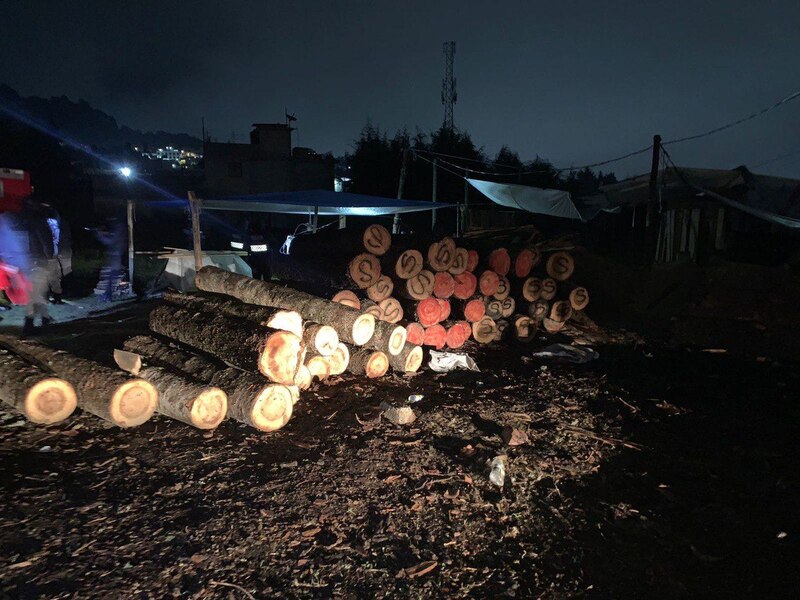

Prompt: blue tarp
xmin=203 ymin=189 xmax=454 ymax=216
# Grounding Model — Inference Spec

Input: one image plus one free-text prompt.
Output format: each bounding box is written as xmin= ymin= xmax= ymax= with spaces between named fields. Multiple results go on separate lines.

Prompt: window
xmin=228 ymin=162 xmax=243 ymax=177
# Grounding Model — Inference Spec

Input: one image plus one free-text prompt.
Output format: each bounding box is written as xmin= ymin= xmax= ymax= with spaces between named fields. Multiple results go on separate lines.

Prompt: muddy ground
xmin=0 ymin=303 xmax=798 ymax=599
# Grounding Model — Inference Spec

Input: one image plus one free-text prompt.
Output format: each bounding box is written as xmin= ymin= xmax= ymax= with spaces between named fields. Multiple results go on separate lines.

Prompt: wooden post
xmin=338 ymin=215 xmax=347 ymax=229
xmin=187 ymin=191 xmax=203 ymax=273
xmin=461 ymin=172 xmax=470 ymax=236
xmin=647 ymin=135 xmax=662 ymax=228
xmin=126 ymin=198 xmax=134 ymax=284
xmin=394 ymin=147 xmax=410 ymax=234
xmin=431 ymin=157 xmax=438 ymax=230
xmin=312 ymin=205 xmax=319 ymax=232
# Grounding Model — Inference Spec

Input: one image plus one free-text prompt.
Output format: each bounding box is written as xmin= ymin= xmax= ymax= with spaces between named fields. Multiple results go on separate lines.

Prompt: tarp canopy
xmin=202 ymin=189 xmax=454 ymax=216
xmin=468 ymin=178 xmax=583 ymax=220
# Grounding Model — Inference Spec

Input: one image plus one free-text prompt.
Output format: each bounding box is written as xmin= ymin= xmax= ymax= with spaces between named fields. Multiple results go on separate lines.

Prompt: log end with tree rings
xmin=402 ymin=345 xmax=424 ymax=373
xmin=528 ymin=299 xmax=550 ymax=322
xmin=351 ymin=313 xmax=376 ymax=346
xmin=546 ymin=251 xmax=575 ymax=281
xmin=500 ymin=297 xmax=515 ymax=318
xmin=436 ymin=298 xmax=451 ymax=322
xmin=493 ymin=276 xmax=510 ymax=300
xmin=416 ymin=297 xmax=441 ymax=327
xmin=378 ymin=297 xmax=403 ymax=323
xmin=445 ymin=324 xmax=467 ymax=349
xmin=426 ymin=237 xmax=457 ymax=272
xmin=433 ymin=271 xmax=455 ymax=299
xmin=395 ymin=249 xmax=423 ymax=280
xmin=447 ymin=247 xmax=469 ymax=275
xmin=405 ymin=269 xmax=435 ymax=300
xmin=521 ymin=277 xmax=542 ymax=302
xmin=109 ymin=379 xmax=159 ymax=428
xmin=542 ymin=316 xmax=566 ymax=334
xmin=406 ymin=322 xmax=425 ymax=346
xmin=190 ymin=387 xmax=228 ymax=430
xmin=25 ymin=378 xmax=78 ymax=425
xmin=472 ymin=316 xmax=498 ymax=344
xmin=348 ymin=253 xmax=382 ymax=289
xmin=347 ymin=349 xmax=388 ymax=378
xmin=303 ymin=324 xmax=339 ymax=357
xmin=363 ymin=224 xmax=391 ymax=256
xmin=264 ymin=310 xmax=304 ymax=338
xmin=464 ymin=298 xmax=486 ymax=322
xmin=513 ymin=315 xmax=537 ymax=342
xmin=478 ymin=270 xmax=500 ymax=296
xmin=466 ymin=249 xmax=479 ymax=272
xmin=569 ymin=287 xmax=590 ymax=311
xmin=484 ymin=298 xmax=504 ymax=320
xmin=550 ymin=300 xmax=574 ymax=323
xmin=455 ymin=320 xmax=472 ymax=342
xmin=258 ymin=331 xmax=304 ymax=385
xmin=513 ymin=249 xmax=534 ymax=278
xmin=327 ymin=343 xmax=350 ymax=376
xmin=488 ymin=248 xmax=511 ymax=276
xmin=540 ymin=278 xmax=558 ymax=300
xmin=385 ymin=324 xmax=408 ymax=355
xmin=367 ymin=275 xmax=394 ymax=303
xmin=453 ymin=271 xmax=478 ymax=300
xmin=332 ymin=290 xmax=361 ymax=310
xmin=294 ymin=364 xmax=313 ymax=389
xmin=251 ymin=385 xmax=293 ymax=432
xmin=306 ymin=355 xmax=331 ymax=382
xmin=423 ymin=324 xmax=447 ymax=349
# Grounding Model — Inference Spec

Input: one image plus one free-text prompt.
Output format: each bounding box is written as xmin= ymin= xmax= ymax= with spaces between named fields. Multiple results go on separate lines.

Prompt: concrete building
xmin=203 ymin=123 xmax=334 ymax=197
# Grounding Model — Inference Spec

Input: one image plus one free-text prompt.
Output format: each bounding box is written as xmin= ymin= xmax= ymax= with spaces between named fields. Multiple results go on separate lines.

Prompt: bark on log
xmin=369 ymin=319 xmax=407 ymax=356
xmin=149 ymin=304 xmax=304 ymax=385
xmin=471 ymin=317 xmax=498 ymax=344
xmin=0 ymin=336 xmax=157 ymax=427
xmin=388 ymin=343 xmax=423 ymax=373
xmin=303 ymin=324 xmax=339 ymax=357
xmin=346 ymin=347 xmax=389 ymax=378
xmin=447 ymin=247 xmax=469 ymax=275
xmin=545 ymin=251 xmax=575 ymax=281
xmin=196 ymin=266 xmax=375 ymax=346
xmin=327 ymin=343 xmax=350 ymax=376
xmin=123 ymin=335 xmax=292 ymax=431
xmin=367 ymin=275 xmax=394 ymax=302
xmin=163 ymin=290 xmax=303 ymax=338
xmin=360 ymin=298 xmax=384 ymax=319
xmin=0 ymin=347 xmax=77 ymax=424
xmin=453 ymin=271 xmax=478 ymax=300
xmin=426 ymin=237 xmax=457 ymax=272
xmin=331 ymin=290 xmax=360 ymax=310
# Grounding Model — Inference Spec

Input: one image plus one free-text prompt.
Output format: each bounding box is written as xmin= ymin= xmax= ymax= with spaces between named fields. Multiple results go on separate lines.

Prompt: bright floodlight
xmin=119 ymin=167 xmax=132 ymax=178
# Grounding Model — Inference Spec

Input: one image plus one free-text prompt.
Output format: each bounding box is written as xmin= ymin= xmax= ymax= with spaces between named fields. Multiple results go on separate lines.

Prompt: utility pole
xmin=461 ymin=171 xmax=470 ymax=237
xmin=187 ymin=191 xmax=203 ymax=273
xmin=431 ymin=158 xmax=438 ymax=230
xmin=126 ymin=199 xmax=134 ymax=285
xmin=647 ymin=134 xmax=662 ymax=228
xmin=394 ymin=147 xmax=410 ymax=233
xmin=441 ymin=42 xmax=457 ymax=130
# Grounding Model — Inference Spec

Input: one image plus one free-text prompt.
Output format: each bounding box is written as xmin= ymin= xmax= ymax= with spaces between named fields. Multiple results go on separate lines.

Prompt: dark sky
xmin=2 ymin=1 xmax=800 ymax=177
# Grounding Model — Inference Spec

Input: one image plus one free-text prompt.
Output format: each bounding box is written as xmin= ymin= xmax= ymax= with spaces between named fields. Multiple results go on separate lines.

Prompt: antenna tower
xmin=441 ymin=41 xmax=457 ymax=130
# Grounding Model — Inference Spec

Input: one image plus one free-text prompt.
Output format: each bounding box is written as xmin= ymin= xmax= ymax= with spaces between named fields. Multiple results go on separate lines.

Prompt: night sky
xmin=2 ymin=1 xmax=800 ymax=177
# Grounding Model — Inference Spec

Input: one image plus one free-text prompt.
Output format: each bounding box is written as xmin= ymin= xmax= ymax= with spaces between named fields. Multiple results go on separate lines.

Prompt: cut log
xmin=500 ymin=297 xmax=516 ymax=318
xmin=445 ymin=324 xmax=467 ymax=349
xmin=360 ymin=298 xmax=384 ymax=319
xmin=455 ymin=320 xmax=472 ymax=342
xmin=568 ymin=286 xmax=590 ymax=311
xmin=463 ymin=298 xmax=486 ymax=323
xmin=362 ymin=224 xmax=392 ymax=256
xmin=433 ymin=271 xmax=455 ymax=299
xmin=550 ymin=300 xmax=574 ymax=323
xmin=453 ymin=271 xmax=478 ymax=300
xmin=513 ymin=248 xmax=540 ymax=278
xmin=478 ymin=270 xmax=500 ymax=296
xmin=164 ymin=290 xmax=304 ymax=338
xmin=327 ymin=343 xmax=350 ymax=376
xmin=493 ymin=276 xmax=511 ymax=300
xmin=436 ymin=298 xmax=451 ymax=322
xmin=294 ymin=364 xmax=313 ymax=390
xmin=388 ymin=343 xmax=423 ymax=373
xmin=448 ymin=247 xmax=469 ymax=275
xmin=484 ymin=298 xmax=504 ymax=320
xmin=196 ymin=266 xmax=375 ymax=346
xmin=540 ymin=278 xmax=558 ymax=300
xmin=406 ymin=322 xmax=425 ymax=346
xmin=392 ymin=249 xmax=424 ymax=279
xmin=400 ymin=269 xmax=435 ymax=300
xmin=528 ymin=299 xmax=550 ymax=322
xmin=306 ymin=355 xmax=331 ymax=381
xmin=149 ymin=304 xmax=304 ymax=385
xmin=494 ymin=319 xmax=510 ymax=342
xmin=331 ymin=290 xmax=361 ymax=310
xmin=520 ymin=277 xmax=542 ymax=302
xmin=0 ymin=336 xmax=157 ymax=428
xmin=423 ymin=324 xmax=447 ymax=349
xmin=472 ymin=317 xmax=498 ymax=344
xmin=512 ymin=315 xmax=538 ymax=342
xmin=0 ymin=347 xmax=77 ymax=425
xmin=542 ymin=316 xmax=566 ymax=334
xmin=367 ymin=275 xmax=394 ymax=303
xmin=123 ymin=335 xmax=292 ymax=432
xmin=426 ymin=237 xmax=457 ymax=272
xmin=466 ymin=249 xmax=480 ymax=272
xmin=378 ymin=297 xmax=404 ymax=324
xmin=415 ymin=297 xmax=442 ymax=327
xmin=348 ymin=253 xmax=382 ymax=289
xmin=346 ymin=348 xmax=389 ymax=378
xmin=546 ymin=251 xmax=575 ymax=281
xmin=488 ymin=248 xmax=511 ymax=276
xmin=303 ymin=324 xmax=339 ymax=357
xmin=370 ymin=320 xmax=407 ymax=356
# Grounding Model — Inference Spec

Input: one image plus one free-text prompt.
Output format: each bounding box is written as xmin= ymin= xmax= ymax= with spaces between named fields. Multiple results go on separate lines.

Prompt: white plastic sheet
xmin=428 ymin=350 xmax=480 ymax=373
xmin=468 ymin=178 xmax=583 ymax=220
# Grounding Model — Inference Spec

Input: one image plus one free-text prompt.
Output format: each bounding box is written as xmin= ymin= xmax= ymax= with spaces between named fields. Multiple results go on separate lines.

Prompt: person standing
xmin=22 ymin=200 xmax=55 ymax=336
xmin=43 ymin=203 xmax=64 ymax=304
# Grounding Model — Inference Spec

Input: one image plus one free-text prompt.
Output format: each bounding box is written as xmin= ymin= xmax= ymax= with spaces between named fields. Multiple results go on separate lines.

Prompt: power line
xmin=751 ymin=147 xmax=800 ymax=169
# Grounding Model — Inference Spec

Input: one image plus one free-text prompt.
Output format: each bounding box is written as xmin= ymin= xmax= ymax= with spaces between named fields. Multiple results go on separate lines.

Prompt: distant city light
xmin=119 ymin=166 xmax=133 ymax=178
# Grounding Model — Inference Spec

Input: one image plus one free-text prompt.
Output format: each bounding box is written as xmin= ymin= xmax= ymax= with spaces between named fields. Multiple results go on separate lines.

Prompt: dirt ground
xmin=0 ymin=303 xmax=798 ymax=599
